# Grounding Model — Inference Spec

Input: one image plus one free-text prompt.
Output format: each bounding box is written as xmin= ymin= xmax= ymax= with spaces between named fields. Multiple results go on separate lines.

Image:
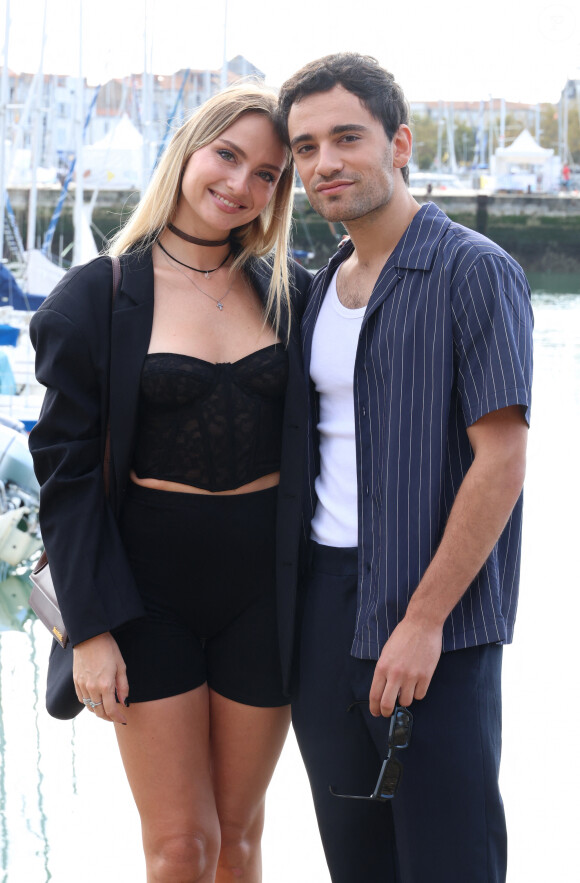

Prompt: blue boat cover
xmin=0 ymin=264 xmax=45 ymax=311
xmin=0 ymin=351 xmax=16 ymax=394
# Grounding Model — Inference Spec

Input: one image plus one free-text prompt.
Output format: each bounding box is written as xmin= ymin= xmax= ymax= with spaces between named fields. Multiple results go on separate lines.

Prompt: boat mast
xmin=221 ymin=0 xmax=228 ymax=89
xmin=72 ymin=0 xmax=85 ymax=266
xmin=26 ymin=0 xmax=48 ymax=253
xmin=559 ymin=83 xmax=570 ymax=167
xmin=0 ymin=0 xmax=10 ymax=260
xmin=488 ymin=95 xmax=494 ymax=171
xmin=140 ymin=0 xmax=153 ymax=194
xmin=446 ymin=102 xmax=457 ymax=174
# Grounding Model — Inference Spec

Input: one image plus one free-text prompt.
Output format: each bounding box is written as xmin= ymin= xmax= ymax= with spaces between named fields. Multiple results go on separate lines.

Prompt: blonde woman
xmin=29 ymin=83 xmax=311 ymax=883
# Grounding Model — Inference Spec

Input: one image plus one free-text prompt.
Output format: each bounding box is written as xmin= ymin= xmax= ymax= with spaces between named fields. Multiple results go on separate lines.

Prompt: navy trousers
xmin=292 ymin=543 xmax=507 ymax=883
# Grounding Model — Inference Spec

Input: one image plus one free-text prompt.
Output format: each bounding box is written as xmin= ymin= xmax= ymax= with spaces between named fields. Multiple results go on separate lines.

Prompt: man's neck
xmin=334 ymin=188 xmax=421 ymax=310
xmin=343 ymin=187 xmax=421 ymax=269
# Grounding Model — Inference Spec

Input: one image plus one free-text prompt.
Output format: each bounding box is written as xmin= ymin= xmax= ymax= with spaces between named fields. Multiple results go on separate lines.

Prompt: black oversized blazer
xmin=29 ymin=247 xmax=311 ymax=694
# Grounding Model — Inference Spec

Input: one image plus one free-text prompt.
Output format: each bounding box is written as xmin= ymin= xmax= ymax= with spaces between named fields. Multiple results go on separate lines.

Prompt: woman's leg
xmin=115 ymin=684 xmax=221 ymax=883
xmin=209 ymin=691 xmax=291 ymax=882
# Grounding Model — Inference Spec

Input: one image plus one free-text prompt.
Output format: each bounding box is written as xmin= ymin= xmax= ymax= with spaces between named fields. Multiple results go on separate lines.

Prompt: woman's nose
xmin=226 ymin=168 xmax=251 ymax=199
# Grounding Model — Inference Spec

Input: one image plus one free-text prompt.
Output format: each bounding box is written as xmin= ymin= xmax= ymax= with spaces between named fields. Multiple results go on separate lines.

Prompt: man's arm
xmin=369 ymin=404 xmax=528 ymax=717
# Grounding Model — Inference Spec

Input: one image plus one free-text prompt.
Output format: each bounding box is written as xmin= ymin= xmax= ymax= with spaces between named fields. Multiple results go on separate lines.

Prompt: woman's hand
xmin=73 ymin=632 xmax=129 ymax=724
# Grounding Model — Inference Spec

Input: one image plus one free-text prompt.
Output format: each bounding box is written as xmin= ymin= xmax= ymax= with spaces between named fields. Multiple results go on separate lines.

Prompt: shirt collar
xmin=324 ymin=202 xmax=451 ymax=274
xmin=392 ymin=202 xmax=451 ymax=270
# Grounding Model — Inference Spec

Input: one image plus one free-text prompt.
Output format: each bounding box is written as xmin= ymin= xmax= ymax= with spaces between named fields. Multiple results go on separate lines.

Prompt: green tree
xmin=539 ymin=104 xmax=559 ymax=152
xmin=503 ymin=114 xmax=525 ymax=146
xmin=411 ymin=115 xmax=438 ymax=170
xmin=453 ymin=122 xmax=476 ymax=167
xmin=568 ymin=106 xmax=580 ymax=164
xmin=539 ymin=103 xmax=580 ymax=163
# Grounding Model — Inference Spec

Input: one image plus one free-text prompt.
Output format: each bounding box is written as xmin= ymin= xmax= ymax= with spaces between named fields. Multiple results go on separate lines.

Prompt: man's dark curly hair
xmin=277 ymin=53 xmax=410 ymax=185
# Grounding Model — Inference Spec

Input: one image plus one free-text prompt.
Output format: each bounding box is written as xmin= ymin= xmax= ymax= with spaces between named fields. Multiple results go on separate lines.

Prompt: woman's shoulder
xmin=32 ymin=248 xmax=152 ymax=328
xmin=35 ymin=254 xmax=115 ymax=320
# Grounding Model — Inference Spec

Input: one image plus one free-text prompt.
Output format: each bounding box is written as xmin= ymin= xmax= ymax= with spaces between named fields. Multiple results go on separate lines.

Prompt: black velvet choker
xmin=167 ymin=222 xmax=230 ymax=247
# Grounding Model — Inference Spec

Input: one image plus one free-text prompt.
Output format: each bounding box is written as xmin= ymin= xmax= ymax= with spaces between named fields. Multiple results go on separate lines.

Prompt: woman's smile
xmin=209 ymin=188 xmax=246 ymax=212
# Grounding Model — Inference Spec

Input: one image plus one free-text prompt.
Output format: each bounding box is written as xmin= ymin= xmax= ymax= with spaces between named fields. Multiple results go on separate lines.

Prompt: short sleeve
xmin=451 ymin=252 xmax=533 ymax=427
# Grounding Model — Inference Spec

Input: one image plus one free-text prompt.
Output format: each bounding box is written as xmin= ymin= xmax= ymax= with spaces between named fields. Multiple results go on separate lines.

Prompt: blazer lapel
xmin=109 ymin=249 xmax=155 ymax=509
xmin=245 ymin=257 xmax=292 ymax=343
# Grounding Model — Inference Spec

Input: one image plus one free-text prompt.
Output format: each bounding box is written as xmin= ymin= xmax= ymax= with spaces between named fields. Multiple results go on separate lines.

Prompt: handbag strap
xmin=35 ymin=255 xmax=121 ymax=572
xmin=103 ymin=255 xmax=121 ymax=497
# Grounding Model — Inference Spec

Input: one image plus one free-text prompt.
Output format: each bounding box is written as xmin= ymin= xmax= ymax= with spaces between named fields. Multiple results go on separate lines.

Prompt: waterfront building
xmin=1 ymin=55 xmax=264 ymax=185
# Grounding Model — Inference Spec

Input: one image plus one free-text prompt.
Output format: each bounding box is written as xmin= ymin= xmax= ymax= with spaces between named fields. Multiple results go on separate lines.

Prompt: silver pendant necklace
xmin=158 ymin=243 xmax=234 ymax=310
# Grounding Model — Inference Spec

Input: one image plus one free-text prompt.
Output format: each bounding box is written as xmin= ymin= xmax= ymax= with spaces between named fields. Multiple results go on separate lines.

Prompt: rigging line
xmin=152 ymin=68 xmax=191 ymax=175
xmin=41 ymin=86 xmax=102 ymax=256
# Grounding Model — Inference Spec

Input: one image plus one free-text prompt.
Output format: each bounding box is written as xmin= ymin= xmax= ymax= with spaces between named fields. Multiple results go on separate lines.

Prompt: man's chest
xmin=335 ymin=259 xmax=389 ymax=310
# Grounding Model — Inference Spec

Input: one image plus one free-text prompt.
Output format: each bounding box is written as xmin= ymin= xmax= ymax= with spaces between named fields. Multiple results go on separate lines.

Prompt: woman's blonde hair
xmin=108 ymin=81 xmax=295 ymax=330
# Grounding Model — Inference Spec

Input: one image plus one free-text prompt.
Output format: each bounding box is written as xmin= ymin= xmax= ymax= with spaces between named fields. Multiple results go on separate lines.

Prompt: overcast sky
xmin=3 ymin=0 xmax=580 ymax=105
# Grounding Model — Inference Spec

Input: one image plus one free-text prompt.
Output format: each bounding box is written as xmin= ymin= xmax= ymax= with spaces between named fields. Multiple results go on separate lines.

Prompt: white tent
xmin=492 ymin=129 xmax=557 ymax=193
xmin=83 ymin=114 xmax=143 ymax=189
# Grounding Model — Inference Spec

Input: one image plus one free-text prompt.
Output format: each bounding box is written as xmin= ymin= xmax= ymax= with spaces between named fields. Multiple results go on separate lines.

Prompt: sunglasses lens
xmin=391 ymin=708 xmax=412 ymax=748
xmin=376 ymin=756 xmax=402 ymax=799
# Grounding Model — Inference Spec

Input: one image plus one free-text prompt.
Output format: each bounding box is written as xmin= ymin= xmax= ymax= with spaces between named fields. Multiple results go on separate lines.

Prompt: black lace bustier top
xmin=132 ymin=344 xmax=288 ymax=492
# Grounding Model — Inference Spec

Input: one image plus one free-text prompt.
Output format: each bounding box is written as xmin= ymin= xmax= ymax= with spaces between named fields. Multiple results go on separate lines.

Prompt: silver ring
xmin=83 ymin=698 xmax=103 ymax=709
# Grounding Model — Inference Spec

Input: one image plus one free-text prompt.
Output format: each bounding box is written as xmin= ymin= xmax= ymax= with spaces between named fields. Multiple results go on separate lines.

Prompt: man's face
xmin=287 ymin=85 xmax=402 ymax=224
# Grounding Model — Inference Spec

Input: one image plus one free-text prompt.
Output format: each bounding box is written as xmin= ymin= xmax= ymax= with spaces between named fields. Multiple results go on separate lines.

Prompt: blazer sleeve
xmin=28 ymin=262 xmax=145 ymax=646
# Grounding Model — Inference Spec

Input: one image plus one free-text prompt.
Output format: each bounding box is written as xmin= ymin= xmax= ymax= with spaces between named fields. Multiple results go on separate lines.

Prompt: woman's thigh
xmin=209 ymin=689 xmax=291 ymax=834
xmin=115 ymin=684 xmax=220 ymax=854
xmin=115 ymin=685 xmax=290 ymax=879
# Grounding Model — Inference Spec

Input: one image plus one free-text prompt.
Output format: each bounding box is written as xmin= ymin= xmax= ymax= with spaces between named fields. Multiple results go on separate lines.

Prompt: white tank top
xmin=310 ymin=267 xmax=365 ymax=547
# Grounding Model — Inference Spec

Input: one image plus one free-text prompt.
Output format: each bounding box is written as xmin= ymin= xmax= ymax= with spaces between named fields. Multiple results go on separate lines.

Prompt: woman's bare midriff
xmin=129 ymin=469 xmax=280 ymax=496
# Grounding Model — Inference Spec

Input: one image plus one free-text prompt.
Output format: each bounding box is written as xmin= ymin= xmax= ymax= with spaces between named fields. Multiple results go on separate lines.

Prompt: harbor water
xmin=1 ymin=278 xmax=579 ymax=882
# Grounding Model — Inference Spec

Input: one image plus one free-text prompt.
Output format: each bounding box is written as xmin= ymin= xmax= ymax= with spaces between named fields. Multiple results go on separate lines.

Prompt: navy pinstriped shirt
xmin=302 ymin=202 xmax=534 ymax=660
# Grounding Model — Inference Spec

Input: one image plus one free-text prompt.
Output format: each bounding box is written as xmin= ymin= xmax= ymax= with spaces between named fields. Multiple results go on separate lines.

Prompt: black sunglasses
xmin=329 ymin=702 xmax=413 ymax=802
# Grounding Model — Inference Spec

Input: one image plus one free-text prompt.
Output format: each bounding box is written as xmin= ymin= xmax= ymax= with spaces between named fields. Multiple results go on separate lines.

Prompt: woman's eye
xmin=258 ymin=171 xmax=275 ymax=183
xmin=217 ymin=149 xmax=235 ymax=162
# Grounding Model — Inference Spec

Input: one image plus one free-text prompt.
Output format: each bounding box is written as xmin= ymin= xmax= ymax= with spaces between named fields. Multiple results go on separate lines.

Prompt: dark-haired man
xmin=279 ymin=54 xmax=533 ymax=882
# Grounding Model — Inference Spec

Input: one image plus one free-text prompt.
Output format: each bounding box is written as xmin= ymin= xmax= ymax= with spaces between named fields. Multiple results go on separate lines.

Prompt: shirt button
xmin=365 ymin=484 xmax=370 ymax=495
xmin=361 ymin=405 xmax=366 ymax=417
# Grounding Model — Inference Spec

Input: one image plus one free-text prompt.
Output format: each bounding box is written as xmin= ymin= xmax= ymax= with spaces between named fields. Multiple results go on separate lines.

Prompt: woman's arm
xmin=29 ymin=264 xmax=144 ymax=646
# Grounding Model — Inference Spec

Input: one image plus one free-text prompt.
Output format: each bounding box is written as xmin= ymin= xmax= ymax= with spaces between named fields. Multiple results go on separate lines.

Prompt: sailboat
xmin=1 ymin=0 xmax=105 ymax=429
xmin=0 ymin=2 xmax=53 ymax=593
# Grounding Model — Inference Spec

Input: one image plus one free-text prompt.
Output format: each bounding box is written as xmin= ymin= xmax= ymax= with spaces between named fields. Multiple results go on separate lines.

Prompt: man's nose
xmin=315 ymin=144 xmax=343 ymax=178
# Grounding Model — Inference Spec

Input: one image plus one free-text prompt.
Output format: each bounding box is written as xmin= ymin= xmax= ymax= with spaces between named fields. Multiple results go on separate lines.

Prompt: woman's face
xmin=173 ymin=113 xmax=287 ymax=237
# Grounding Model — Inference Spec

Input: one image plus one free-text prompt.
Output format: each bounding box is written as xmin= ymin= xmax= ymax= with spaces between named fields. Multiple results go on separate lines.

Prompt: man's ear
xmin=392 ymin=125 xmax=413 ymax=169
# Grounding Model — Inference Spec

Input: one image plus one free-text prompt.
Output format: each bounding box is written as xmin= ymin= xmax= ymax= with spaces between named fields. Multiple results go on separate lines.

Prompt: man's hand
xmin=369 ymin=617 xmax=443 ymax=717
